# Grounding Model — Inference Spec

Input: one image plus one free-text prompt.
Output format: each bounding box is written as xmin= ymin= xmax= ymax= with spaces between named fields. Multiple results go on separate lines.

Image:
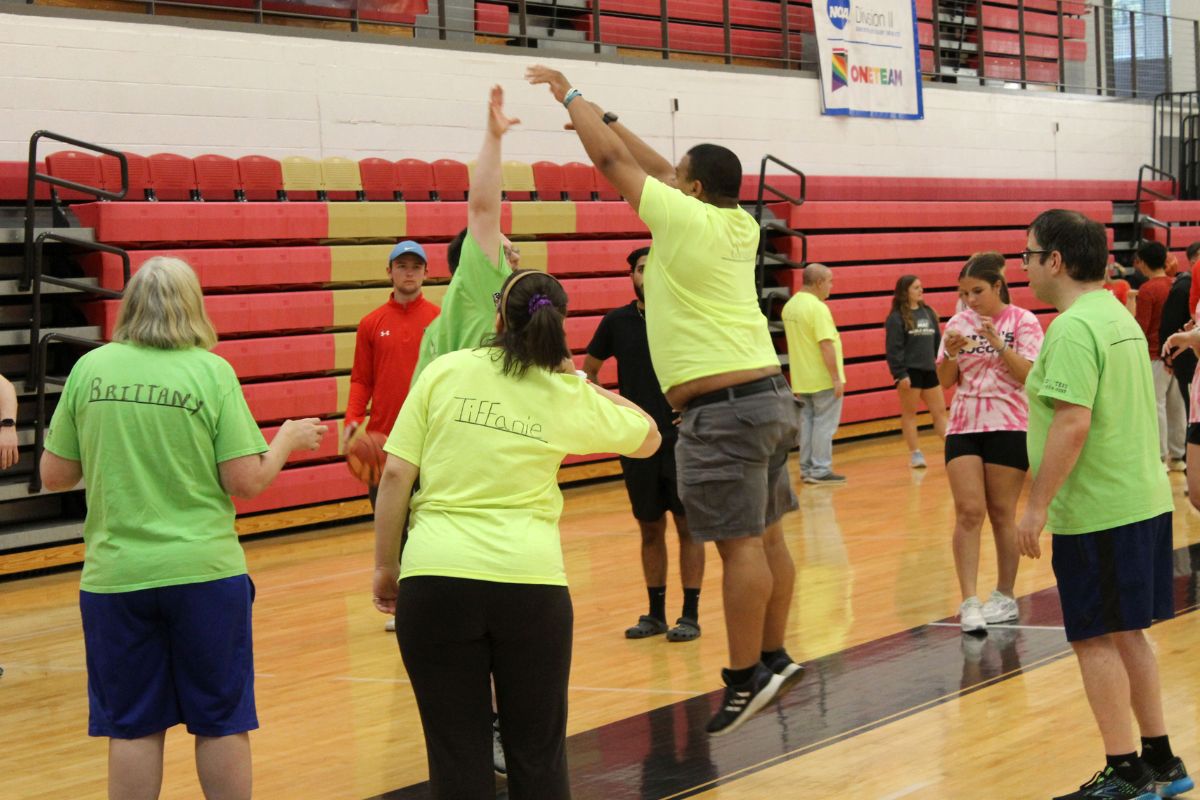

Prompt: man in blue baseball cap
xmin=343 ymin=237 xmax=440 ymax=516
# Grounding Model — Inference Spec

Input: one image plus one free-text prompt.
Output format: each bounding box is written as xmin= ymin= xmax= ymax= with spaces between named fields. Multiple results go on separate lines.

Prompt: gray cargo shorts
xmin=674 ymin=375 xmax=801 ymax=541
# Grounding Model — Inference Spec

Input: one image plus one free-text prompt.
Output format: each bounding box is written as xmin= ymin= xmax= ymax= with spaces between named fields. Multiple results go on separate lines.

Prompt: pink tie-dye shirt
xmin=937 ymin=304 xmax=1044 ymax=434
xmin=1191 ymin=299 xmax=1200 ymax=424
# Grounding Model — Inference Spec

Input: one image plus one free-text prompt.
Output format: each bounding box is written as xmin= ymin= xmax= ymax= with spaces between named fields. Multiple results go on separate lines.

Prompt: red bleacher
xmin=3 ymin=150 xmax=1173 ymax=520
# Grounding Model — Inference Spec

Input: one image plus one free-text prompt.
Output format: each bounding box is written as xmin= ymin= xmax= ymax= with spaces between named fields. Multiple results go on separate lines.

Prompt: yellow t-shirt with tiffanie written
xmin=384 ymin=348 xmax=651 ymax=586
xmin=637 ymin=176 xmax=780 ymax=393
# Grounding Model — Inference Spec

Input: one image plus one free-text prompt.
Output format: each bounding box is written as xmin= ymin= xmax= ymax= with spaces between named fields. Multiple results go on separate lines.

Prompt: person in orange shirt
xmin=1134 ymin=241 xmax=1186 ymax=467
xmin=343 ymin=240 xmax=441 ymax=506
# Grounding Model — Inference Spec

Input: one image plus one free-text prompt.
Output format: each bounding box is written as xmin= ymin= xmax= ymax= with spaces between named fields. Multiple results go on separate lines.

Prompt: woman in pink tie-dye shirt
xmin=936 ymin=252 xmax=1044 ymax=634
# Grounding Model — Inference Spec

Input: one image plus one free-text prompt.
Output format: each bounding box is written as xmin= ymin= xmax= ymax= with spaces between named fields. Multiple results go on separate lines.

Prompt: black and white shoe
xmin=705 ymin=663 xmax=784 ymax=737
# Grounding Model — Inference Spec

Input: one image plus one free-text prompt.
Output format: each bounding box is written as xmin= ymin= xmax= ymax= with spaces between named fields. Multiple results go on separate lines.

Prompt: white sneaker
xmin=959 ymin=597 xmax=987 ymax=633
xmin=1168 ymin=458 xmax=1187 ymax=472
xmin=492 ymin=716 xmax=506 ymax=775
xmin=981 ymin=590 xmax=1019 ymax=624
xmin=385 ymin=617 xmax=396 ymax=632
xmin=910 ymin=450 xmax=927 ymax=469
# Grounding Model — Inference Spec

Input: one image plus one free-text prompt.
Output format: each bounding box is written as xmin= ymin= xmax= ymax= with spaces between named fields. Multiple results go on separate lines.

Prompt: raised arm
xmin=526 ymin=65 xmax=650 ymax=211
xmin=469 ymin=85 xmax=521 ymax=262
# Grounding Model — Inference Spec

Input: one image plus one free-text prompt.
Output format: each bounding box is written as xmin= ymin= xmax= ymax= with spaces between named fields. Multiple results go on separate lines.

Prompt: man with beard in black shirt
xmin=584 ymin=246 xmax=706 ymax=643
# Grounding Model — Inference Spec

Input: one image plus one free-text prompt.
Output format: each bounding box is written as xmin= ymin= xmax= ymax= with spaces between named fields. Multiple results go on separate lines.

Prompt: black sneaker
xmin=705 ymin=663 xmax=783 ymax=737
xmin=1151 ymin=757 xmax=1194 ymax=798
xmin=802 ymin=472 xmax=847 ymax=485
xmin=762 ymin=649 xmax=805 ymax=699
xmin=1052 ymin=766 xmax=1157 ymax=799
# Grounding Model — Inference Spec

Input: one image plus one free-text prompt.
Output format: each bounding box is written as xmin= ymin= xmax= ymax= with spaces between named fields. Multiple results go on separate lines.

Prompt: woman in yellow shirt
xmin=372 ymin=270 xmax=660 ymax=799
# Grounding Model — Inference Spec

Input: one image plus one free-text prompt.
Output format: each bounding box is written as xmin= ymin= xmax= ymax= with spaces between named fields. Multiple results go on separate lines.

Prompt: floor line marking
xmin=926 ymin=621 xmax=1066 ymax=631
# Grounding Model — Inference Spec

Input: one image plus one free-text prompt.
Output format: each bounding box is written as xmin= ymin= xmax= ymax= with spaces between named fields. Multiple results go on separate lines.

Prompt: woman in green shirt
xmin=40 ymin=257 xmax=325 ymax=800
xmin=373 ymin=269 xmax=660 ymax=799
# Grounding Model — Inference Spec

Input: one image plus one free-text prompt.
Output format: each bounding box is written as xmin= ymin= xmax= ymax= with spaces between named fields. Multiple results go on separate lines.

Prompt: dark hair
xmin=890 ymin=274 xmax=924 ymax=331
xmin=1136 ymin=240 xmax=1168 ymax=271
xmin=488 ymin=269 xmax=570 ymax=378
xmin=684 ymin=144 xmax=742 ymax=203
xmin=1028 ymin=209 xmax=1108 ymax=282
xmin=447 ymin=228 xmax=468 ymax=276
xmin=1187 ymin=241 xmax=1200 ymax=263
xmin=626 ymin=246 xmax=651 ymax=271
xmin=959 ymin=251 xmax=1011 ymax=304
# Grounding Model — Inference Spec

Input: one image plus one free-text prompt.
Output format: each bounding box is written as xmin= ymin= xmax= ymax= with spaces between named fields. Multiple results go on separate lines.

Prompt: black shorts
xmin=944 ymin=430 xmax=1029 ymax=471
xmin=1051 ymin=512 xmax=1175 ymax=642
xmin=620 ymin=431 xmax=685 ymax=523
xmin=1188 ymin=422 xmax=1200 ymax=446
xmin=904 ymin=368 xmax=939 ymax=390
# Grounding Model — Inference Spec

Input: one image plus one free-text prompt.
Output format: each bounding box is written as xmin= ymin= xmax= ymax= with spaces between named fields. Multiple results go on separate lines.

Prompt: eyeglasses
xmin=1021 ymin=249 xmax=1050 ymax=266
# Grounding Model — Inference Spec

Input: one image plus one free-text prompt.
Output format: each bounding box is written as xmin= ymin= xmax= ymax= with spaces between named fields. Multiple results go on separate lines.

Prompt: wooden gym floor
xmin=2 ymin=433 xmax=1197 ymax=799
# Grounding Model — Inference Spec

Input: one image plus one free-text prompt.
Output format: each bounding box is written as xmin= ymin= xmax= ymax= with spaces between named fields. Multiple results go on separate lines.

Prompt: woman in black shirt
xmin=884 ymin=275 xmax=948 ymax=468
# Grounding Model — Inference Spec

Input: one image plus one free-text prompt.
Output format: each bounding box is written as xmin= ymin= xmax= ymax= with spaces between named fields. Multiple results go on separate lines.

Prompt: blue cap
xmin=388 ymin=240 xmax=427 ymax=265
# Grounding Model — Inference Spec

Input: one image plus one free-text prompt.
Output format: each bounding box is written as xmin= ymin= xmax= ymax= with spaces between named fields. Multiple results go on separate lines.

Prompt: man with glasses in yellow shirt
xmin=529 ymin=65 xmax=804 ymax=737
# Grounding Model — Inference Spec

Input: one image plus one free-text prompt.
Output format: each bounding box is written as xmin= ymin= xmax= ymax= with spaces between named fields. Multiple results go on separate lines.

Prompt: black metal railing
xmin=21 ymin=130 xmax=128 ymax=292
xmin=1182 ymin=114 xmax=1200 ymax=199
xmin=28 ymin=333 xmax=105 ymax=494
xmin=1153 ymin=92 xmax=1200 ymax=183
xmin=752 ymin=154 xmax=806 ymax=312
xmin=21 ymin=0 xmax=1197 ymax=96
xmin=1132 ymin=164 xmax=1178 ymax=249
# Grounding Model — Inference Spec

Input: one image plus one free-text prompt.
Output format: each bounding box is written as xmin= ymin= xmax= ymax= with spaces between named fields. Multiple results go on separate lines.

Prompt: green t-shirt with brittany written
xmin=45 ymin=343 xmax=268 ymax=593
xmin=385 ymin=348 xmax=651 ymax=586
xmin=637 ymin=176 xmax=779 ymax=393
xmin=1025 ymin=289 xmax=1172 ymax=534
xmin=411 ymin=232 xmax=510 ymax=386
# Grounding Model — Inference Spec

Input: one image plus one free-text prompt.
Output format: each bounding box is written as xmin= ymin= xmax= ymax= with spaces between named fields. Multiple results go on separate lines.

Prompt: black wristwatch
xmin=602 ymin=111 xmax=619 ymax=126
xmin=0 ymin=418 xmax=14 ymax=428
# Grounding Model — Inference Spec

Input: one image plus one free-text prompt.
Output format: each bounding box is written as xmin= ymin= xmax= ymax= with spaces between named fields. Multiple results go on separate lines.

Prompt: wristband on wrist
xmin=563 ymin=88 xmax=582 ymax=108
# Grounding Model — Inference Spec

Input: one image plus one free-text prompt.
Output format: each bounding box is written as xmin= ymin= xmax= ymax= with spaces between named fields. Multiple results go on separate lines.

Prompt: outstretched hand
xmin=525 ymin=64 xmax=572 ymax=104
xmin=1162 ymin=328 xmax=1200 ymax=361
xmin=487 ymin=84 xmax=520 ymax=138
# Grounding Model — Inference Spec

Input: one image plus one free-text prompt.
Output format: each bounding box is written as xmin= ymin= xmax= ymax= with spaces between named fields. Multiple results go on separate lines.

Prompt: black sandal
xmin=666 ymin=617 xmax=701 ymax=642
xmin=624 ymin=615 xmax=668 ymax=639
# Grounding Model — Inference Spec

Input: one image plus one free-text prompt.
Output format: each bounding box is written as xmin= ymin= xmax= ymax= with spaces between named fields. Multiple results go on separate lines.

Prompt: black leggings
xmin=395 ymin=576 xmax=573 ymax=800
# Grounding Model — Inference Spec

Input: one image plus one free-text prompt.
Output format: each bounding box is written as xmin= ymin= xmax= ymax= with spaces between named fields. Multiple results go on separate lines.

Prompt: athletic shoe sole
xmin=708 ymin=672 xmax=785 ymax=738
xmin=1157 ymin=775 xmax=1195 ymax=797
xmin=982 ymin=609 xmax=1019 ymax=625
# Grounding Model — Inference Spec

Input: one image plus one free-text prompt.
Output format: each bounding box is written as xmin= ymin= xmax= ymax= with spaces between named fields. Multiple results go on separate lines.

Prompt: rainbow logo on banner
xmin=831 ymin=48 xmax=849 ymax=91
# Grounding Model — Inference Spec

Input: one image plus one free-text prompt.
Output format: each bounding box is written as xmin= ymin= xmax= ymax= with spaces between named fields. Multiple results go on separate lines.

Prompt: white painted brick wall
xmin=0 ymin=10 xmax=1155 ymax=179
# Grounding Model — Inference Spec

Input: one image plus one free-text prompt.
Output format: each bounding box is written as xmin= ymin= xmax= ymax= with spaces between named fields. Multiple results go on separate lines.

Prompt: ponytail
xmin=488 ymin=269 xmax=571 ymax=377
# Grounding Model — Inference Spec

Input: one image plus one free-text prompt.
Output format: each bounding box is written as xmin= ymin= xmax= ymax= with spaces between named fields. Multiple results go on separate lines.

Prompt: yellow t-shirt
xmin=637 ymin=176 xmax=780 ymax=393
xmin=781 ymin=291 xmax=844 ymax=393
xmin=384 ymin=348 xmax=651 ymax=586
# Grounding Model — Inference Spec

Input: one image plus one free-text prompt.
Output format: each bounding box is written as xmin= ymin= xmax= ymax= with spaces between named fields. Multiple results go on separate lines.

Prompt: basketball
xmin=346 ymin=429 xmax=388 ymax=486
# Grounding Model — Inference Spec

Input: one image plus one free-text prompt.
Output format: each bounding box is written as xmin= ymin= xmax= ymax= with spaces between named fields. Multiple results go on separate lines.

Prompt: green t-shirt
xmin=385 ymin=348 xmax=651 ymax=586
xmin=781 ymin=291 xmax=844 ymax=393
xmin=411 ymin=232 xmax=511 ymax=386
xmin=1025 ymin=290 xmax=1172 ymax=534
xmin=637 ymin=176 xmax=779 ymax=393
xmin=45 ymin=343 xmax=268 ymax=593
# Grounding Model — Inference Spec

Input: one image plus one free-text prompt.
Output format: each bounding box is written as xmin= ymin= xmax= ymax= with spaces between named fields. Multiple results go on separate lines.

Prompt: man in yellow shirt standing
xmin=782 ymin=264 xmax=846 ymax=485
xmin=529 ymin=65 xmax=803 ymax=737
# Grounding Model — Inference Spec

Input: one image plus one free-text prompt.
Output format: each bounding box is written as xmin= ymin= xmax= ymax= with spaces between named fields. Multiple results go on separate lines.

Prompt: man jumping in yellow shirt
xmin=529 ymin=65 xmax=803 ymax=737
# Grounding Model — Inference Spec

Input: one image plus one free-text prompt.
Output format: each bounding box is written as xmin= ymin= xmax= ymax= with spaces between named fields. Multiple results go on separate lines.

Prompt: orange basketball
xmin=346 ymin=430 xmax=388 ymax=486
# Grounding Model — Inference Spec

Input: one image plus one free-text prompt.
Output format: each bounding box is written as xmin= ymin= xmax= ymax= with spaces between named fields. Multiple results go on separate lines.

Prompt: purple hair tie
xmin=528 ymin=294 xmax=554 ymax=315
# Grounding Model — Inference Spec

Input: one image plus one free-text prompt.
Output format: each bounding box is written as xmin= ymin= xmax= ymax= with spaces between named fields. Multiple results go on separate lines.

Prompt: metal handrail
xmin=752 ymin=154 xmax=807 ymax=313
xmin=1132 ymin=164 xmax=1178 ymax=249
xmin=25 ymin=231 xmax=128 ymax=393
xmin=28 ymin=333 xmax=106 ymax=495
xmin=22 ymin=130 xmax=128 ymax=292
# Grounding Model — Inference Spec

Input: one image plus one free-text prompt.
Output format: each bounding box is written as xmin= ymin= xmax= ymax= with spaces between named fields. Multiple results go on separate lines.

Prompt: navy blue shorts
xmin=80 ymin=574 xmax=258 ymax=739
xmin=1051 ymin=513 xmax=1175 ymax=642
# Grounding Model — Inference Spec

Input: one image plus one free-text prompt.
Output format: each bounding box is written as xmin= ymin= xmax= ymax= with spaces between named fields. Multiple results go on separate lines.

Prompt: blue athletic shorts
xmin=1051 ymin=513 xmax=1175 ymax=642
xmin=80 ymin=574 xmax=258 ymax=739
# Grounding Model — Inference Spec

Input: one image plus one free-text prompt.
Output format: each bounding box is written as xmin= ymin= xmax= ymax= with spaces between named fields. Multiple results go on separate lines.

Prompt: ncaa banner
xmin=814 ymin=0 xmax=923 ymax=119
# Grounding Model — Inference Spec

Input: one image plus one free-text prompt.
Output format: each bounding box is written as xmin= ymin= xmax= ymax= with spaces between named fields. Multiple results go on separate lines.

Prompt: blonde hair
xmin=112 ymin=257 xmax=218 ymax=350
